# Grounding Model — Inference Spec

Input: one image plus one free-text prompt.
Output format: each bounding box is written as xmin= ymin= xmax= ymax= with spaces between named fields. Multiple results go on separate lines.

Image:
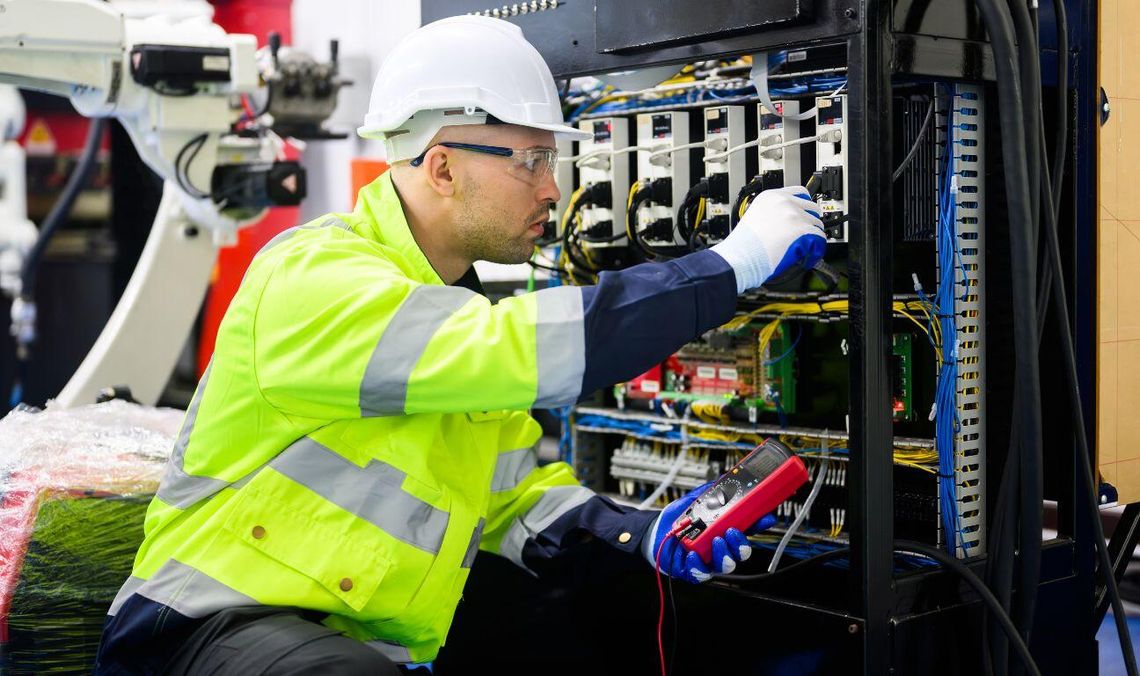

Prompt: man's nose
xmin=537 ymin=167 xmax=561 ymax=205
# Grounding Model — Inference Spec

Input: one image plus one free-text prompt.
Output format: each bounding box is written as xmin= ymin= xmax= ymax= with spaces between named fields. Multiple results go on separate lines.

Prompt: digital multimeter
xmin=674 ymin=438 xmax=809 ymax=562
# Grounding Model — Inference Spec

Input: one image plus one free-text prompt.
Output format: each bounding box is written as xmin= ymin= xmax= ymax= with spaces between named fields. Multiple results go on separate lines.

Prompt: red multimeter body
xmin=675 ymin=438 xmax=809 ymax=562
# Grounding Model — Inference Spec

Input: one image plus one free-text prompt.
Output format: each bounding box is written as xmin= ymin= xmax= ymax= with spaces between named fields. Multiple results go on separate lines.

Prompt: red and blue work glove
xmin=709 ymin=186 xmax=826 ymax=293
xmin=642 ymin=483 xmax=778 ymax=583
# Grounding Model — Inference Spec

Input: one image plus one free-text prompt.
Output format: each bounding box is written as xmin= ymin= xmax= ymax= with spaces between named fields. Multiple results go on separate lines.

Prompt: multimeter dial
xmin=690 ymin=478 xmax=744 ymax=523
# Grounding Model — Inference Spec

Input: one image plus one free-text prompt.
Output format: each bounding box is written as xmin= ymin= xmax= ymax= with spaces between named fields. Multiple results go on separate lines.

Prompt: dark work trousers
xmin=162 ymin=606 xmax=410 ymax=676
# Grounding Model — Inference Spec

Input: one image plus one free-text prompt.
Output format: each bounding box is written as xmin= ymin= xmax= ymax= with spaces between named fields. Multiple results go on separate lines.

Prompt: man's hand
xmin=642 ymin=483 xmax=777 ymax=583
xmin=710 ymin=186 xmax=827 ymax=293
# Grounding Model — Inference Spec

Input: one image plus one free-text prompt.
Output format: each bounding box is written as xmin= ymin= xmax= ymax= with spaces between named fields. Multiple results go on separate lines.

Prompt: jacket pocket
xmin=224 ymin=480 xmax=392 ymax=614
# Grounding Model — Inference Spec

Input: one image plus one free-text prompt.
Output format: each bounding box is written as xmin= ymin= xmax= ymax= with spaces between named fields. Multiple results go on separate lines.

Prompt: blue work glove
xmin=642 ymin=483 xmax=777 ymax=583
xmin=710 ymin=186 xmax=826 ymax=293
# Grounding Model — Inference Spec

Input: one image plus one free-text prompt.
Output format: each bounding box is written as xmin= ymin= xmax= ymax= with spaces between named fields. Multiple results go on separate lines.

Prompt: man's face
xmin=447 ymin=125 xmax=561 ymax=265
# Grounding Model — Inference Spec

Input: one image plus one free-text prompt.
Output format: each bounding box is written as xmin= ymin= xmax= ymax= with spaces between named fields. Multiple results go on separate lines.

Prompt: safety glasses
xmin=409 ymin=142 xmax=558 ymax=185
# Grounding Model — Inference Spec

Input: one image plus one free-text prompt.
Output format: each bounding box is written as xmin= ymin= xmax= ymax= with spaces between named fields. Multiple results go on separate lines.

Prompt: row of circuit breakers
xmin=552 ymin=95 xmax=850 ymax=248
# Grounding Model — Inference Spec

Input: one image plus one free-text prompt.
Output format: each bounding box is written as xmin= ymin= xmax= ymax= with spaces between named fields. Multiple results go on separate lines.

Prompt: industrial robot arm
xmin=0 ymin=0 xmax=344 ymax=407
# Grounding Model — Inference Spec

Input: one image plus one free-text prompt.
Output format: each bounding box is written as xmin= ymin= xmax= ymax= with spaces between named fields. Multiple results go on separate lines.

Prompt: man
xmin=95 ymin=15 xmax=825 ymax=675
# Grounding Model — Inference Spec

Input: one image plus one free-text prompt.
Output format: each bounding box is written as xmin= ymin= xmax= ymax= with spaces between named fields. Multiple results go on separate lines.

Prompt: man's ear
xmin=424 ymin=146 xmax=458 ymax=197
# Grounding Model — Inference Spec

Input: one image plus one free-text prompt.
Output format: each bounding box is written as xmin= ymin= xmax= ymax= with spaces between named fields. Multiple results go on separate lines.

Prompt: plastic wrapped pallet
xmin=0 ymin=401 xmax=181 ymax=674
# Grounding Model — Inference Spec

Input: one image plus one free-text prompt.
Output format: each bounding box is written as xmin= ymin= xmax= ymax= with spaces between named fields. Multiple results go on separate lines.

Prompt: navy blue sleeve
xmin=578 ymin=249 xmax=738 ymax=396
xmin=520 ymin=495 xmax=659 ymax=584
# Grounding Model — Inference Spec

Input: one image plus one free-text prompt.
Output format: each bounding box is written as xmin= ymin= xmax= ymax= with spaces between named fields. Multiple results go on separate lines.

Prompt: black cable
xmin=626 ymin=187 xmax=657 ymax=260
xmin=969 ymin=2 xmax=1041 ymax=674
xmin=1035 ymin=0 xmax=1071 ymax=341
xmin=174 ymin=133 xmax=211 ymax=199
xmin=724 ymin=541 xmax=1040 ymax=676
xmin=716 ymin=547 xmax=851 ymax=581
xmin=730 ymin=178 xmax=765 ymax=228
xmin=892 ymin=98 xmax=935 ymax=182
xmin=1034 ymin=121 xmax=1140 ymax=676
xmin=1049 ymin=0 xmax=1068 ymax=220
xmin=525 ymin=259 xmax=565 ymax=275
xmin=578 ymin=230 xmax=633 ymax=244
xmin=1005 ymin=3 xmax=1046 ymax=670
xmin=895 ymin=542 xmax=1042 ymax=676
xmin=19 ymin=118 xmax=107 ymax=301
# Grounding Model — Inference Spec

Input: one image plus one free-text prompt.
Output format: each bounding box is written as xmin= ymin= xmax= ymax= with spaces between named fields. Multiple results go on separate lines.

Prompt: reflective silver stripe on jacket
xmin=462 ymin=518 xmax=486 ymax=569
xmin=107 ymin=575 xmax=145 ymax=616
xmin=256 ymin=217 xmax=352 ymax=257
xmin=270 ymin=436 xmax=450 ymax=554
xmin=499 ymin=485 xmax=594 ymax=572
xmin=126 ymin=560 xmax=257 ymax=619
xmin=364 ymin=638 xmax=413 ymax=663
xmin=359 ymin=285 xmax=475 ymax=416
xmin=156 ymin=362 xmax=229 ymax=509
xmin=533 ymin=285 xmax=586 ymax=409
xmin=490 ymin=447 xmax=538 ymax=492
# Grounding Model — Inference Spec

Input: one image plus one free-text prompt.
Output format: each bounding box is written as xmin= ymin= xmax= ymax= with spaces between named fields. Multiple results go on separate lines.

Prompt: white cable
xmin=647 ymin=140 xmax=711 ymax=160
xmin=749 ymin=52 xmax=847 ymax=122
xmin=638 ymin=445 xmax=690 ymax=510
xmin=704 ymin=134 xmax=820 ymax=164
xmin=567 ymin=144 xmax=663 ymax=169
xmin=768 ymin=438 xmax=830 ymax=573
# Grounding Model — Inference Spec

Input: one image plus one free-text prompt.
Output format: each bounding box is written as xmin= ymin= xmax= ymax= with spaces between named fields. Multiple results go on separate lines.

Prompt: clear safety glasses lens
xmin=505 ymin=148 xmax=557 ymax=184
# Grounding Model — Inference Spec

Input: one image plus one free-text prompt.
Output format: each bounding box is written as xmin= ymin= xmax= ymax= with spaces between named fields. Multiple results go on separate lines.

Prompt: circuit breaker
xmin=634 ymin=111 xmax=691 ymax=247
xmin=575 ymin=117 xmax=630 ymax=249
xmin=756 ymin=100 xmax=802 ymax=189
xmin=815 ymin=94 xmax=848 ymax=242
xmin=702 ymin=105 xmax=745 ymax=242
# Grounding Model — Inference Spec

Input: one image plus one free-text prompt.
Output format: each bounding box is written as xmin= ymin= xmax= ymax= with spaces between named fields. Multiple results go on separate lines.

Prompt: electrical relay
xmin=575 ymin=116 xmax=629 ymax=248
xmin=634 ymin=111 xmax=691 ymax=247
xmin=815 ymin=94 xmax=848 ymax=242
xmin=702 ymin=105 xmax=745 ymax=243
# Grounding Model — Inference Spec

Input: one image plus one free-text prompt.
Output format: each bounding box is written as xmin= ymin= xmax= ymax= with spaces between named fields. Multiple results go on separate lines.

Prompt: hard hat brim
xmin=532 ymin=121 xmax=592 ymax=141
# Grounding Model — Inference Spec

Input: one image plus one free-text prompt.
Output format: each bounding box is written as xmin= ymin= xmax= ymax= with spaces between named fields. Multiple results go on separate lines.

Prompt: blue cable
xmin=934 ymin=91 xmax=966 ymax=555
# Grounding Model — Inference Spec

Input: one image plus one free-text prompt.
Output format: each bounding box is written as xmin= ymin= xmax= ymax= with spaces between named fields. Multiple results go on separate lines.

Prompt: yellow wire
xmin=625 ymin=180 xmax=642 ymax=243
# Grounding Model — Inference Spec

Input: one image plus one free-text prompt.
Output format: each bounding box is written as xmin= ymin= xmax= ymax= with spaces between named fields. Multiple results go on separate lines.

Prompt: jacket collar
xmin=352 ymin=171 xmax=445 ymax=286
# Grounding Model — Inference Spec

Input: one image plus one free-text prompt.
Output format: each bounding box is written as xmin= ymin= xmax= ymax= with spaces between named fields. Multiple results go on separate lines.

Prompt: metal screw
xmin=844 ymin=8 xmax=857 ymax=19
xmin=848 ymin=623 xmax=859 ymax=634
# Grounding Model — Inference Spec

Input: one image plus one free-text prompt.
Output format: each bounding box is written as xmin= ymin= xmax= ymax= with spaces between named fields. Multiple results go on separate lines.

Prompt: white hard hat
xmin=358 ymin=15 xmax=590 ymax=162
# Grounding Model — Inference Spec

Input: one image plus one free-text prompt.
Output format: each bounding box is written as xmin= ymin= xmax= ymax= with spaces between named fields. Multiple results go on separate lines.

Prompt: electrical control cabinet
xmin=634 ymin=111 xmax=691 ymax=247
xmin=421 ymin=2 xmax=1099 ymax=673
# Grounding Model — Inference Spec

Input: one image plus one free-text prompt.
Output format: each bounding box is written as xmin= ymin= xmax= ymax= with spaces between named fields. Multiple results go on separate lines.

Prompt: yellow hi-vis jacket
xmin=97 ymin=171 xmax=740 ymax=672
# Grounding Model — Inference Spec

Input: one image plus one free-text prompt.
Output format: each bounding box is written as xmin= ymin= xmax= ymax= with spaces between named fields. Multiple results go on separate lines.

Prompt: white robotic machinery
xmin=0 ymin=0 xmax=346 ymax=408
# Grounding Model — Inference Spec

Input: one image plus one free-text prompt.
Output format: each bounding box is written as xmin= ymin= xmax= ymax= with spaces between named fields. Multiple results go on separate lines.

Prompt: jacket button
xmin=618 ymin=532 xmax=632 ymax=544
xmin=340 ymin=577 xmax=354 ymax=592
xmin=251 ymin=525 xmax=266 ymax=540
